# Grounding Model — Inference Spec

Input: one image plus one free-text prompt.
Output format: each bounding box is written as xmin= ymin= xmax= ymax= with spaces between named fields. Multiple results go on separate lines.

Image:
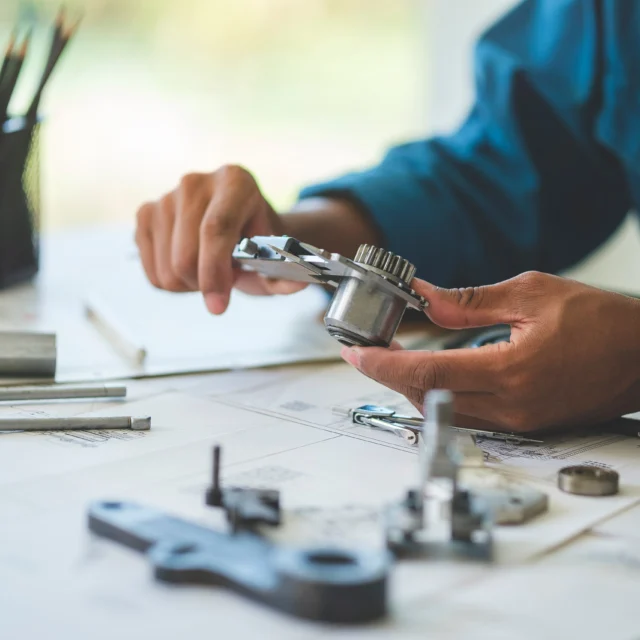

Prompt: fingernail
xmin=205 ymin=292 xmax=229 ymax=315
xmin=340 ymin=346 xmax=361 ymax=368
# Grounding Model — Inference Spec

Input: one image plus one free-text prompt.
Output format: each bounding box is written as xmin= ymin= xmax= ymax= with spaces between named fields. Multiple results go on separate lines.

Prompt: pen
xmin=85 ymin=296 xmax=147 ymax=366
xmin=0 ymin=384 xmax=127 ymax=402
xmin=0 ymin=415 xmax=151 ymax=431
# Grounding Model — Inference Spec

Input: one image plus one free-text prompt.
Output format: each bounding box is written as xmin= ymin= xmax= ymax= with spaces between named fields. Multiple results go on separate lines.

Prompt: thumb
xmin=413 ymin=276 xmax=528 ymax=330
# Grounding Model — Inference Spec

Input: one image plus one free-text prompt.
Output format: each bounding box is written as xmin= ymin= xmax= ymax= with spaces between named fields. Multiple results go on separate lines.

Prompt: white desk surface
xmin=1 ymin=226 xmax=640 ymax=640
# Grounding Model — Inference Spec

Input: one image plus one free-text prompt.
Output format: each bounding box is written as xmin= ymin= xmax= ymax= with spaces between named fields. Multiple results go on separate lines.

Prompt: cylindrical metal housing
xmin=324 ymin=277 xmax=407 ymax=348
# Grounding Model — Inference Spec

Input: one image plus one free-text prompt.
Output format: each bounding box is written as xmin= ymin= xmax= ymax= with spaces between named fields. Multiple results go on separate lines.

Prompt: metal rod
xmin=85 ymin=296 xmax=147 ymax=366
xmin=0 ymin=384 xmax=127 ymax=402
xmin=211 ymin=445 xmax=223 ymax=505
xmin=0 ymin=415 xmax=151 ymax=431
xmin=213 ymin=445 xmax=221 ymax=489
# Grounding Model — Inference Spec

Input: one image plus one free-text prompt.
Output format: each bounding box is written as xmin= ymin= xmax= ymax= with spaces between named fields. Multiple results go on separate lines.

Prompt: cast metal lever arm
xmin=88 ymin=500 xmax=388 ymax=624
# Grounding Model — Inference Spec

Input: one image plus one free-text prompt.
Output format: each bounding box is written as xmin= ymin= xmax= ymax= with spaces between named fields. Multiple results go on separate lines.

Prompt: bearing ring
xmin=557 ymin=465 xmax=619 ymax=496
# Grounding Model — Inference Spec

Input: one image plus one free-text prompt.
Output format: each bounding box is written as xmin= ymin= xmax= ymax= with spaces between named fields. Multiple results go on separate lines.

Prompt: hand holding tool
xmin=233 ymin=236 xmax=426 ymax=348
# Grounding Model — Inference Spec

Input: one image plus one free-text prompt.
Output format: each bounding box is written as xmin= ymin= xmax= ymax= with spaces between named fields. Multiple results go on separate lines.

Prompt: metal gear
xmin=354 ymin=245 xmax=417 ymax=285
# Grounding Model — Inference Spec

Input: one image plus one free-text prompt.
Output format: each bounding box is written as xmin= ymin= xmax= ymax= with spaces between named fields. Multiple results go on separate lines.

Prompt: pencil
xmin=0 ymin=31 xmax=30 ymax=122
xmin=0 ymin=31 xmax=16 ymax=87
xmin=27 ymin=8 xmax=80 ymax=120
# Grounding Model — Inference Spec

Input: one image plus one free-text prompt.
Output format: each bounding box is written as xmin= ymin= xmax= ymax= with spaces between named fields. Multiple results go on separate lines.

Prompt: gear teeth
xmin=354 ymin=245 xmax=367 ymax=262
xmin=365 ymin=245 xmax=377 ymax=263
xmin=354 ymin=244 xmax=416 ymax=285
xmin=381 ymin=251 xmax=394 ymax=272
xmin=403 ymin=263 xmax=417 ymax=282
xmin=373 ymin=247 xmax=386 ymax=268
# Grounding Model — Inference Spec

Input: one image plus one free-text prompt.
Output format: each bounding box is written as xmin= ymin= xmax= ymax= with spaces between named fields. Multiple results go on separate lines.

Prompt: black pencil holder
xmin=0 ymin=117 xmax=41 ymax=289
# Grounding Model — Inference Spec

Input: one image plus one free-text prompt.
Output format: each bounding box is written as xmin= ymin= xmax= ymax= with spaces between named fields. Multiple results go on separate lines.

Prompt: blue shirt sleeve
xmin=298 ymin=0 xmax=631 ymax=287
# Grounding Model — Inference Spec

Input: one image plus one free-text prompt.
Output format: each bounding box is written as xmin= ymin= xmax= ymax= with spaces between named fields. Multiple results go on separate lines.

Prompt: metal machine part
xmin=333 ymin=404 xmax=421 ymax=444
xmin=0 ymin=383 xmax=126 ymax=402
xmin=205 ymin=445 xmax=281 ymax=530
xmin=88 ymin=501 xmax=389 ymax=624
xmin=0 ymin=331 xmax=56 ymax=377
xmin=337 ymin=403 xmax=547 ymax=526
xmin=232 ymin=236 xmax=427 ymax=348
xmin=335 ymin=404 xmax=544 ymax=446
xmin=384 ymin=390 xmax=493 ymax=561
xmin=325 ymin=245 xmax=417 ymax=348
xmin=558 ymin=465 xmax=619 ymax=496
xmin=460 ymin=469 xmax=548 ymax=525
xmin=472 ymin=486 xmax=548 ymax=525
xmin=0 ymin=415 xmax=150 ymax=431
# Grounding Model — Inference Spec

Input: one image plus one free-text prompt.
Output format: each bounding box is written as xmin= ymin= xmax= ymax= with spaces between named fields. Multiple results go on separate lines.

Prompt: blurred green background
xmin=1 ymin=0 xmax=427 ymax=229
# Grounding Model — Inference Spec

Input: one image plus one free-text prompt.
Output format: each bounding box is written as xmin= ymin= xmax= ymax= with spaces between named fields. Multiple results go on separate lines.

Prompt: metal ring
xmin=557 ymin=465 xmax=619 ymax=496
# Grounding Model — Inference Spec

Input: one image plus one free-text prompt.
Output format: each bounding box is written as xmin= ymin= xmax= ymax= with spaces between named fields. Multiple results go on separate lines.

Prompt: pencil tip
xmin=5 ymin=31 xmax=16 ymax=55
xmin=71 ymin=14 xmax=84 ymax=33
xmin=62 ymin=13 xmax=83 ymax=40
xmin=18 ymin=31 xmax=32 ymax=57
xmin=56 ymin=5 xmax=66 ymax=26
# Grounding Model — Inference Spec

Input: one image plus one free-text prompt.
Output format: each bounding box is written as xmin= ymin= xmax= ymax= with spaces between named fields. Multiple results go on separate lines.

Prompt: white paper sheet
xmin=0 ymin=225 xmax=345 ymax=383
xmin=382 ymin=532 xmax=640 ymax=640
xmin=2 ymin=357 xmax=640 ymax=639
xmin=479 ymin=428 xmax=640 ymax=485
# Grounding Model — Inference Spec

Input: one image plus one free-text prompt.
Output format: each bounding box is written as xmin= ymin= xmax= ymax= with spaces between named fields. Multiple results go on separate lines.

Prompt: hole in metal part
xmin=172 ymin=544 xmax=197 ymax=555
xmin=102 ymin=502 xmax=122 ymax=509
xmin=306 ymin=550 xmax=356 ymax=566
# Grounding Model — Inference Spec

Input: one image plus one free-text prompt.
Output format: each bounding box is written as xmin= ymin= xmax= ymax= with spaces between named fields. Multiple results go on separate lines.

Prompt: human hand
xmin=135 ymin=165 xmax=307 ymax=315
xmin=341 ymin=272 xmax=640 ymax=432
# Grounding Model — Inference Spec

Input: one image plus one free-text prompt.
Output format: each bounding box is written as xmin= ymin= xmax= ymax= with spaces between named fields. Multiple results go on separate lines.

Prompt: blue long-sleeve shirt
xmin=299 ymin=0 xmax=637 ymax=287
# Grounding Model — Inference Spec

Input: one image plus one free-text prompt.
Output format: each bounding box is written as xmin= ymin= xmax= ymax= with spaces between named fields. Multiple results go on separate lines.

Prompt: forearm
xmin=622 ymin=297 xmax=640 ymax=414
xmin=281 ymin=197 xmax=382 ymax=259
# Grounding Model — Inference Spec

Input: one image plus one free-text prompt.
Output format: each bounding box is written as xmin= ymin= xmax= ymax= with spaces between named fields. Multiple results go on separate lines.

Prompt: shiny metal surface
xmin=385 ymin=390 xmax=494 ymax=561
xmin=0 ymin=415 xmax=151 ymax=431
xmin=233 ymin=236 xmax=426 ymax=348
xmin=324 ymin=276 xmax=407 ymax=347
xmin=0 ymin=383 xmax=127 ymax=402
xmin=557 ymin=465 xmax=619 ymax=496
xmin=354 ymin=245 xmax=417 ymax=285
xmin=342 ymin=404 xmax=544 ymax=445
xmin=0 ymin=331 xmax=56 ymax=377
xmin=363 ymin=416 xmax=418 ymax=444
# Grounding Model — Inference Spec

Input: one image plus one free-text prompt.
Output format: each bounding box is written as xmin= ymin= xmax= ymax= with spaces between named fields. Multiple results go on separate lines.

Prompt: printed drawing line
xmin=215 ymin=398 xmax=417 ymax=455
xmin=176 ymin=435 xmax=343 ymax=495
xmin=478 ymin=434 xmax=626 ymax=462
xmin=43 ymin=429 xmax=148 ymax=447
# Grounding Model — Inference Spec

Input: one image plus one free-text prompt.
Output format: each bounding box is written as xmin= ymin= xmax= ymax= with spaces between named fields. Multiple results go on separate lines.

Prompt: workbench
xmin=1 ymin=226 xmax=639 ymax=640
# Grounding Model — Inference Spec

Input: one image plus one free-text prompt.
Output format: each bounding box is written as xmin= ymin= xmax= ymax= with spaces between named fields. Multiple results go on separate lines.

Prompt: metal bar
xmin=0 ymin=384 xmax=127 ymax=402
xmin=0 ymin=415 xmax=151 ymax=431
xmin=0 ymin=331 xmax=56 ymax=377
